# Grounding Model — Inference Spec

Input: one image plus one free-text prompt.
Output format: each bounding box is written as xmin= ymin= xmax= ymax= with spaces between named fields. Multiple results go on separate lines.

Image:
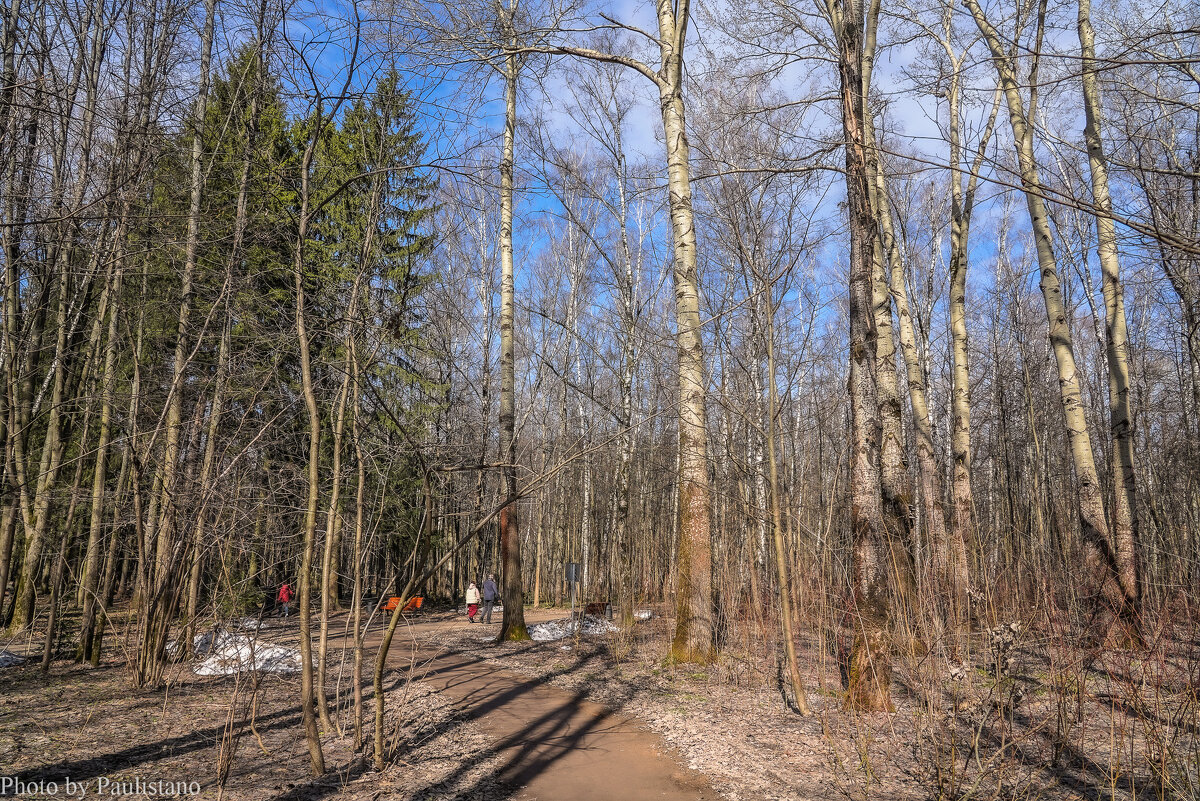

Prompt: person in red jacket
xmin=278 ymin=582 xmax=294 ymax=617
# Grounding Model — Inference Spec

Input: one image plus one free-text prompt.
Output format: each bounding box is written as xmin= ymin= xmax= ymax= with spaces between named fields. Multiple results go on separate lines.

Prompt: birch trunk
xmin=830 ymin=0 xmax=892 ymax=711
xmin=870 ymin=169 xmax=958 ymax=625
xmin=944 ymin=55 xmax=998 ymax=624
xmin=656 ymin=0 xmax=713 ymax=663
xmin=1077 ymin=0 xmax=1142 ymax=625
xmin=543 ymin=0 xmax=713 ymax=660
xmin=964 ymin=0 xmax=1138 ymax=640
xmin=860 ymin=0 xmax=915 ymax=611
xmin=497 ymin=37 xmax=529 ymax=642
xmin=615 ymin=195 xmax=637 ymax=628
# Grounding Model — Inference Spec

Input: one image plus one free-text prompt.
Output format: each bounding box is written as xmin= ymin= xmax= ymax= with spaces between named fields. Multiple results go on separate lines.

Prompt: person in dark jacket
xmin=481 ymin=574 xmax=499 ymax=624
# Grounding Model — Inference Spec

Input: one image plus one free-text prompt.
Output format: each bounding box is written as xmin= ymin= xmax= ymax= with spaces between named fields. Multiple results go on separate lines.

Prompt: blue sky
xmin=259 ymin=0 xmax=1189 ymax=383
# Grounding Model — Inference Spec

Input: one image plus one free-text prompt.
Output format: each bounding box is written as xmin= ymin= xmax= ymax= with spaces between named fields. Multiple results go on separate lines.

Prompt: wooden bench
xmin=382 ymin=596 xmax=423 ymax=613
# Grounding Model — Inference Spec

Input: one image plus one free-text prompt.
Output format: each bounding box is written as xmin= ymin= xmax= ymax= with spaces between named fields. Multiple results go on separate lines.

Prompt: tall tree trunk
xmin=656 ymin=0 xmax=714 ymax=664
xmin=317 ymin=244 xmax=369 ymax=729
xmin=8 ymin=0 xmax=109 ymax=628
xmin=350 ymin=348 xmax=367 ymax=750
xmin=944 ymin=46 xmax=998 ymax=625
xmin=129 ymin=0 xmax=216 ymax=686
xmin=964 ymin=0 xmax=1138 ymax=642
xmin=546 ymin=0 xmax=713 ymax=660
xmin=1077 ymin=0 xmax=1142 ymax=626
xmin=2 ymin=86 xmax=40 ymax=617
xmin=77 ymin=234 xmax=124 ymax=659
xmin=615 ymin=298 xmax=637 ymax=628
xmin=10 ymin=245 xmax=72 ymax=630
xmin=947 ymin=198 xmax=974 ymax=619
xmin=497 ymin=35 xmax=529 ymax=642
xmin=565 ymin=245 xmax=592 ymax=598
xmin=830 ymin=0 xmax=892 ymax=712
xmin=765 ymin=282 xmax=810 ymax=715
xmin=152 ymin=0 xmax=216 ymax=584
xmin=182 ymin=316 xmax=229 ymax=650
xmin=294 ymin=116 xmax=326 ymax=776
xmin=870 ymin=168 xmax=956 ymax=627
xmin=860 ymin=0 xmax=915 ymax=614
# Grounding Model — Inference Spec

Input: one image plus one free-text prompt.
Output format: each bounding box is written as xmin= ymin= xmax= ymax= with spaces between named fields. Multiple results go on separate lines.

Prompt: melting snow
xmin=166 ymin=629 xmax=306 ymax=675
xmin=528 ymin=615 xmax=619 ymax=642
xmin=194 ymin=632 xmax=305 ymax=676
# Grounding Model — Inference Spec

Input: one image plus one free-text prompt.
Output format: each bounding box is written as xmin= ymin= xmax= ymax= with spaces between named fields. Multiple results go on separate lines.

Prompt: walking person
xmin=277 ymin=582 xmax=294 ymax=618
xmin=481 ymin=574 xmax=499 ymax=624
xmin=465 ymin=581 xmax=480 ymax=623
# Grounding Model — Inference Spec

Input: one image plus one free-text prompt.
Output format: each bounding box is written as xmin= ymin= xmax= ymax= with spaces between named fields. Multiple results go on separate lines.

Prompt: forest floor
xmin=410 ymin=606 xmax=1198 ymax=801
xmin=0 ymin=606 xmax=711 ymax=801
xmin=0 ymin=625 xmax=489 ymax=799
xmin=407 ymin=608 xmax=920 ymax=801
xmin=1 ymin=604 xmax=1196 ymax=800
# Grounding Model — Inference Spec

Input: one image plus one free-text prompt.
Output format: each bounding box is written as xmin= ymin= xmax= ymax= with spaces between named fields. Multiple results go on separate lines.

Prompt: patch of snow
xmin=166 ymin=628 xmax=235 ymax=660
xmin=166 ymin=628 xmax=305 ymax=675
xmin=239 ymin=617 xmax=268 ymax=630
xmin=193 ymin=633 xmax=306 ymax=676
xmin=528 ymin=615 xmax=619 ymax=642
xmin=634 ymin=609 xmax=653 ymax=620
xmin=194 ymin=629 xmax=235 ymax=655
xmin=166 ymin=628 xmax=232 ymax=660
xmin=0 ymin=650 xmax=25 ymax=668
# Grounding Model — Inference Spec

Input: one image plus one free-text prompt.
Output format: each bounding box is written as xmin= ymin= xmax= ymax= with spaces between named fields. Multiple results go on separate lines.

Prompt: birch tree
xmin=825 ymin=0 xmax=894 ymax=710
xmin=535 ymin=0 xmax=717 ymax=662
xmin=963 ymin=0 xmax=1140 ymax=642
xmin=1077 ymin=0 xmax=1141 ymax=620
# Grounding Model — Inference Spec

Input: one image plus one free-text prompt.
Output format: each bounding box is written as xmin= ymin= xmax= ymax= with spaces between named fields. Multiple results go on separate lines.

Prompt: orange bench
xmin=382 ymin=596 xmax=423 ymax=613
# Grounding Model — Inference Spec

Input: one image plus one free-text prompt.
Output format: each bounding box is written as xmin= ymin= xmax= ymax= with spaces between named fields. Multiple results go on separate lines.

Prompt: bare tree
xmin=534 ymin=0 xmax=717 ymax=662
xmin=964 ymin=0 xmax=1140 ymax=642
xmin=1077 ymin=0 xmax=1142 ymax=623
xmin=496 ymin=0 xmax=531 ymax=642
xmin=824 ymin=0 xmax=893 ymax=710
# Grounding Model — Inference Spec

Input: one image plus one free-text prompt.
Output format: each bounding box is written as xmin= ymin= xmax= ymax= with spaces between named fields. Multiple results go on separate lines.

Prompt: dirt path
xmin=377 ymin=612 xmax=717 ymax=801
